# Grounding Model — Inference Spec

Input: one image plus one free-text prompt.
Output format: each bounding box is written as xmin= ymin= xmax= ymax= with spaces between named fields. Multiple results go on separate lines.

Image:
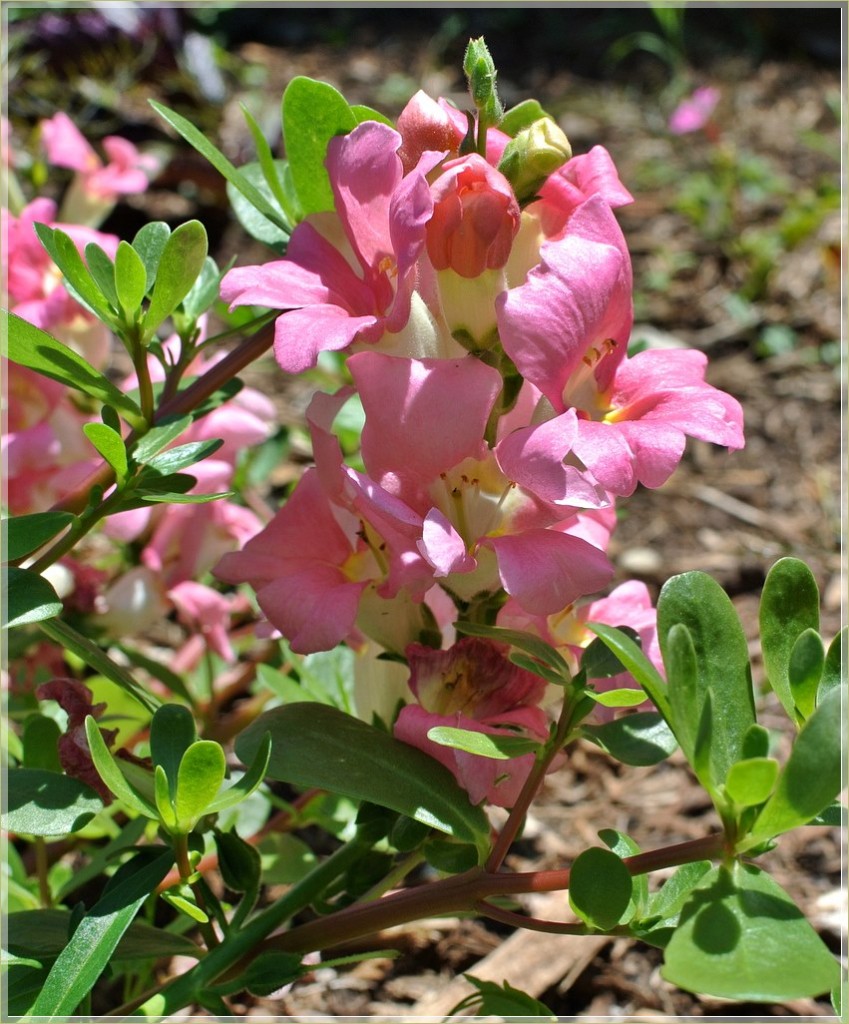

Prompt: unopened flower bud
xmin=498 ymin=118 xmax=573 ymax=204
xmin=463 ymin=37 xmax=504 ymax=127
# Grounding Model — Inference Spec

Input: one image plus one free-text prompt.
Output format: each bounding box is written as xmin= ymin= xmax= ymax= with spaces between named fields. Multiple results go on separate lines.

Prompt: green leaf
xmin=568 ymin=846 xmax=633 ymax=930
xmin=84 ymin=716 xmax=157 ymax=818
xmin=745 ymin=686 xmax=845 ymax=846
xmin=114 ymin=239 xmax=148 ymax=320
xmin=724 ymin=757 xmax=780 ymax=807
xmin=657 ymin=572 xmax=755 ymax=786
xmin=788 ymin=627 xmax=824 ymax=721
xmin=5 ymin=908 xmax=200 ymax=963
xmin=142 ymin=220 xmax=209 ymax=341
xmin=132 ymin=221 xmax=171 ymax=293
xmin=585 ymin=623 xmax=671 ymax=722
xmin=1 ymin=310 xmax=145 ymax=429
xmin=454 ymin=976 xmax=556 ymax=1019
xmin=174 ymin=741 xmax=227 ymax=831
xmin=665 ymin=621 xmax=699 ymax=764
xmin=39 ymin=618 xmax=160 ymax=713
xmin=819 ymin=628 xmax=846 ymax=703
xmin=149 ymin=704 xmax=196 ymax=801
xmin=29 ymin=848 xmax=174 ymax=1017
xmin=662 ymin=862 xmax=840 ymax=1001
xmin=426 ymin=726 xmax=542 ymax=760
xmin=215 ymin=829 xmax=262 ymax=894
xmin=741 ymin=723 xmax=771 ymax=759
xmin=141 ymin=438 xmax=224 ymax=474
xmin=181 ymin=256 xmax=228 ymax=322
xmin=205 ymin=732 xmax=272 ymax=814
xmin=83 ymin=422 xmax=128 ymax=483
xmin=350 ymin=104 xmax=395 ymax=127
xmin=580 ymin=628 xmax=640 ymax=679
xmin=227 ymin=162 xmax=292 ymax=251
xmin=1 ymin=769 xmax=102 ymax=836
xmin=759 ymin=557 xmax=820 ymax=719
xmin=130 ymin=415 xmax=192 ymax=462
xmin=282 ymin=76 xmax=358 ymax=216
xmin=149 ymin=100 xmax=288 ymax=228
xmin=160 ymin=889 xmax=209 ymax=923
xmin=22 ymin=715 xmax=62 ymax=773
xmin=33 ymin=224 xmax=116 ymax=324
xmin=635 ymin=860 xmax=714 ymax=948
xmin=154 ymin=764 xmax=177 ymax=830
xmin=455 ymin=620 xmax=571 ymax=676
xmin=2 ymin=511 xmax=75 ymax=562
xmin=581 ymin=711 xmax=677 ymax=766
xmin=140 ymin=489 xmax=232 ymax=505
xmin=83 ymin=243 xmax=119 ymax=309
xmin=2 ymin=567 xmax=62 ymax=629
xmin=599 ymin=828 xmax=646 ymax=920
xmin=236 ymin=703 xmax=490 ymax=859
xmin=585 ymin=686 xmax=648 ymax=708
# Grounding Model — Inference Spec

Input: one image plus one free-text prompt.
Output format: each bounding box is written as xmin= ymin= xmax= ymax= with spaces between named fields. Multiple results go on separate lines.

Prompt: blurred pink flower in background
xmin=668 ymin=86 xmax=720 ymax=135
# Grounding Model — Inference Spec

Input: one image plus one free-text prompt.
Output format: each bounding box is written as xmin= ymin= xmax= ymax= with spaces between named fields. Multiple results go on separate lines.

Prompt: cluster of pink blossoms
xmin=215 ymin=90 xmax=744 ymax=804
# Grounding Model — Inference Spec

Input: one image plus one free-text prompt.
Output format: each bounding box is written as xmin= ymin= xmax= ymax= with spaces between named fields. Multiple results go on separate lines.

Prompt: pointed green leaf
xmin=1 ymin=769 xmax=102 ymax=836
xmin=240 ymin=104 xmax=299 ymax=224
xmin=181 ymin=256 xmax=228 ymax=322
xmin=215 ymin=829 xmax=262 ymax=894
xmin=581 ymin=711 xmax=677 ymax=767
xmin=657 ymin=572 xmax=755 ymax=785
xmin=142 ymin=438 xmax=223 ymax=474
xmin=426 ymin=726 xmax=542 ymax=760
xmin=580 ymin=628 xmax=640 ymax=679
xmin=84 ymin=716 xmax=157 ymax=818
xmin=2 ymin=567 xmax=62 ymax=629
xmin=236 ymin=703 xmax=490 ymax=859
xmin=585 ymin=622 xmax=671 ymax=722
xmin=149 ymin=100 xmax=288 ymax=228
xmin=130 ymin=415 xmax=193 ymax=463
xmin=227 ymin=162 xmax=292 ymax=251
xmin=455 ymin=620 xmax=571 ymax=676
xmin=29 ymin=849 xmax=174 ymax=1017
xmin=205 ymin=732 xmax=272 ymax=814
xmin=759 ymin=557 xmax=820 ymax=719
xmin=662 ymin=863 xmax=840 ymax=1001
xmin=160 ymin=889 xmax=209 ymax=923
xmin=282 ymin=76 xmax=358 ymax=215
xmin=39 ymin=618 xmax=160 ymax=712
xmin=174 ymin=741 xmax=227 ymax=831
xmin=1 ymin=310 xmax=145 ymax=429
xmin=33 ymin=224 xmax=116 ymax=324
xmin=568 ymin=846 xmax=633 ymax=930
xmin=83 ymin=242 xmax=119 ymax=308
xmin=142 ymin=220 xmax=209 ymax=340
xmin=5 ymin=907 xmax=200 ymax=963
xmin=132 ymin=221 xmax=171 ymax=293
xmin=140 ymin=489 xmax=231 ymax=504
xmin=585 ymin=686 xmax=648 ymax=708
xmin=114 ymin=239 xmax=148 ymax=319
xmin=745 ymin=686 xmax=844 ymax=846
xmin=2 ymin=511 xmax=75 ymax=562
xmin=83 ymin=422 xmax=128 ymax=482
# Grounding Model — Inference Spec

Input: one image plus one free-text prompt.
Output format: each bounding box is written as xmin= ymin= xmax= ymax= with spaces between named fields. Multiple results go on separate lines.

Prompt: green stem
xmin=34 ymin=837 xmax=52 ymax=908
xmin=174 ymin=834 xmax=219 ymax=951
xmin=119 ymin=821 xmax=384 ymax=1018
xmin=475 ymin=900 xmax=589 ymax=935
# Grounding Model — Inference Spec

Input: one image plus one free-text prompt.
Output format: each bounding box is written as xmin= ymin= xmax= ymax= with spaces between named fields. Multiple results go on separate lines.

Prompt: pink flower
xmin=668 ymin=87 xmax=720 ymax=135
xmin=41 ymin=112 xmax=158 ymax=199
xmin=221 ymin=121 xmax=440 ymax=374
xmin=497 ymin=195 xmax=743 ymax=496
xmin=168 ymin=581 xmax=239 ymax=663
xmin=426 ymin=155 xmax=520 ymax=278
xmin=349 ymin=351 xmax=613 ymax=614
xmin=396 ymin=90 xmax=462 ymax=173
xmin=394 ymin=638 xmax=550 ymax=806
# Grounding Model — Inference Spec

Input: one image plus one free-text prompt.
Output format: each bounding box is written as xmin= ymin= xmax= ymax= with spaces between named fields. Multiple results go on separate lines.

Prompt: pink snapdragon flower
xmin=497 ymin=195 xmax=743 ymax=495
xmin=221 ymin=121 xmax=440 ymax=374
xmin=394 ymin=638 xmax=550 ymax=806
xmin=668 ymin=86 xmax=720 ymax=135
xmin=40 ymin=112 xmax=159 ymax=224
xmin=349 ymin=351 xmax=613 ymax=614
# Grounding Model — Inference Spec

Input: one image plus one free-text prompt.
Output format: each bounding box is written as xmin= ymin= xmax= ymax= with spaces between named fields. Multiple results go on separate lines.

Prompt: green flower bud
xmin=498 ymin=118 xmax=573 ymax=204
xmin=463 ymin=37 xmax=504 ymax=128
